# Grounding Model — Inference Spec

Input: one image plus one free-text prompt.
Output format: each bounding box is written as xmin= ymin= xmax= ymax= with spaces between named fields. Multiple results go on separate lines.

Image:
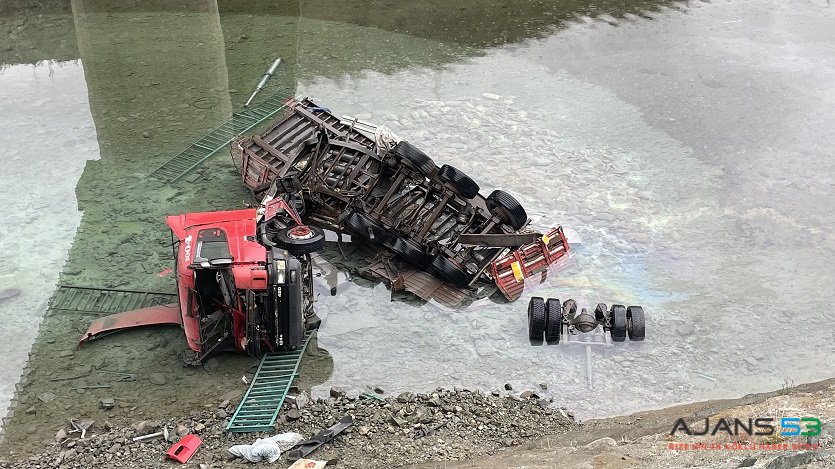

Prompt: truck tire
xmin=439 ymin=165 xmax=480 ymax=199
xmin=393 ymin=141 xmax=436 ymax=176
xmin=528 ymin=297 xmax=546 ymax=343
xmin=274 ymin=225 xmax=326 ymax=255
xmin=430 ymin=254 xmax=472 ymax=287
xmin=390 ymin=237 xmax=430 ymax=267
xmin=610 ymin=304 xmax=627 ymax=343
xmin=545 ymin=298 xmax=562 ymax=345
xmin=343 ymin=211 xmax=391 ymax=245
xmin=627 ymin=306 xmax=646 ymax=341
xmin=486 ymin=190 xmax=527 ymax=230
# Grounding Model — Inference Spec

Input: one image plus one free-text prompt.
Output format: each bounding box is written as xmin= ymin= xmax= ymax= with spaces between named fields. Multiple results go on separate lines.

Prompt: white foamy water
xmin=0 ymin=61 xmax=100 ymax=423
xmin=299 ymin=0 xmax=835 ymax=420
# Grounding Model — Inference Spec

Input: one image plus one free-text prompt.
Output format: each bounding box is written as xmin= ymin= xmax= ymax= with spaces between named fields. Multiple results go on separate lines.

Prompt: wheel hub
xmin=287 ymin=225 xmax=314 ymax=240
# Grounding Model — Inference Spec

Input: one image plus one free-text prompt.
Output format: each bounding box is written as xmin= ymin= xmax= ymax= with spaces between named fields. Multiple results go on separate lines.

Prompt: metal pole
xmin=244 ymin=58 xmax=282 ymax=108
xmin=586 ymin=345 xmax=593 ymax=388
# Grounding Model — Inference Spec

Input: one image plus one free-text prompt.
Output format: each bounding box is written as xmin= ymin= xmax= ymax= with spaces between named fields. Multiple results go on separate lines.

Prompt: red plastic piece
xmin=166 ymin=434 xmax=202 ymax=464
xmin=491 ymin=226 xmax=570 ymax=302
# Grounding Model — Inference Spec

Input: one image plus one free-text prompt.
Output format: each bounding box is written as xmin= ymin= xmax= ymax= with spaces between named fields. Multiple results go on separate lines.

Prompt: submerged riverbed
xmin=1 ymin=0 xmax=833 ymax=452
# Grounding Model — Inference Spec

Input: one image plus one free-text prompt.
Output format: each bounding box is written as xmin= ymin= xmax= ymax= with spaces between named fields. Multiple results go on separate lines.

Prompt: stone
xmin=193 ymin=423 xmax=206 ymax=433
xmin=294 ymin=392 xmax=310 ymax=410
xmin=676 ymin=324 xmax=695 ymax=336
xmin=148 ymin=373 xmax=166 ymax=385
xmin=286 ymin=409 xmax=301 ymax=420
xmin=203 ymin=358 xmax=220 ymax=373
xmin=738 ymin=457 xmax=757 ymax=468
xmin=55 ymin=429 xmax=67 ymax=441
xmin=59 ymin=350 xmax=74 ymax=358
xmin=427 ymin=396 xmax=443 ymax=407
xmin=538 ymin=383 xmax=548 ymax=390
xmin=62 ymin=449 xmax=77 ymax=461
xmin=764 ymin=452 xmax=816 ymax=469
xmin=100 ymin=398 xmax=115 ymax=410
xmin=330 ymin=387 xmax=345 ymax=398
xmin=358 ymin=426 xmax=370 ymax=436
xmin=132 ymin=421 xmax=154 ymax=434
xmin=108 ymin=443 xmax=121 ymax=454
xmin=176 ymin=424 xmax=188 ymax=437
xmin=389 ymin=414 xmax=408 ymax=427
xmin=585 ymin=437 xmax=618 ymax=452
xmin=215 ymin=409 xmax=228 ymax=419
xmin=24 ymin=406 xmax=35 ymax=415
xmin=396 ymin=392 xmax=415 ymax=403
xmin=373 ymin=386 xmax=385 ymax=394
xmin=519 ymin=391 xmax=533 ymax=399
xmin=219 ymin=400 xmax=230 ymax=409
xmin=415 ymin=408 xmax=434 ymax=424
xmin=504 ymin=383 xmax=513 ymax=391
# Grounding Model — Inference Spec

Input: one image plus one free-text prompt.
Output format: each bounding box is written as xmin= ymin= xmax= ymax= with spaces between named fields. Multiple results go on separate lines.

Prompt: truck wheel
xmin=393 ymin=141 xmax=436 ymax=176
xmin=627 ymin=306 xmax=646 ymax=341
xmin=274 ymin=225 xmax=326 ymax=255
xmin=430 ymin=254 xmax=472 ymax=287
xmin=486 ymin=190 xmax=528 ymax=230
xmin=390 ymin=237 xmax=430 ymax=267
xmin=545 ymin=298 xmax=562 ymax=345
xmin=439 ymin=165 xmax=480 ymax=199
xmin=610 ymin=304 xmax=627 ymax=343
xmin=343 ymin=211 xmax=391 ymax=245
xmin=528 ymin=297 xmax=546 ymax=343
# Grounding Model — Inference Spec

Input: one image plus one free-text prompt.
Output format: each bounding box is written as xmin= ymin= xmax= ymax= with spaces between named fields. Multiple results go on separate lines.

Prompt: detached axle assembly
xmin=527 ymin=297 xmax=646 ymax=345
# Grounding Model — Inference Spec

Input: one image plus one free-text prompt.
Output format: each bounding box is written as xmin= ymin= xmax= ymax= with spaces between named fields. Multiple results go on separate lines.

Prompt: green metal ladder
xmin=226 ymin=331 xmax=313 ymax=432
xmin=149 ymin=92 xmax=295 ymax=183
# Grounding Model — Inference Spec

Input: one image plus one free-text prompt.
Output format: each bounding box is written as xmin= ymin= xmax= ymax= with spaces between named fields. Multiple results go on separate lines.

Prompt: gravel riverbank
xmin=0 ymin=386 xmax=575 ymax=468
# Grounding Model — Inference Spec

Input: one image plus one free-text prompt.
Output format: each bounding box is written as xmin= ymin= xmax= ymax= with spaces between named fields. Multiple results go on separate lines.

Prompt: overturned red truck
xmin=80 ymin=197 xmax=323 ymax=363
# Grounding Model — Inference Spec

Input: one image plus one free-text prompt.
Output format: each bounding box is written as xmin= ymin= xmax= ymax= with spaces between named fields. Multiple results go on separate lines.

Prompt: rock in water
xmin=0 ymin=288 xmax=20 ymax=300
xmin=148 ymin=373 xmax=166 ymax=385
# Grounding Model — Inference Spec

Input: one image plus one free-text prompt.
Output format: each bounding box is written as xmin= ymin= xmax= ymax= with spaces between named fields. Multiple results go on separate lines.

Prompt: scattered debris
xmin=166 ymin=434 xmax=202 ymax=464
xmin=68 ymin=419 xmax=94 ymax=439
xmin=132 ymin=426 xmax=169 ymax=443
xmin=288 ymin=459 xmax=327 ymax=469
xmin=286 ymin=416 xmax=354 ymax=461
xmin=227 ymin=432 xmax=304 ymax=463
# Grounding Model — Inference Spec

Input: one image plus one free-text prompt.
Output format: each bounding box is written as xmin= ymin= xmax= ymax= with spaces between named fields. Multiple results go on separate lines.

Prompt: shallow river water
xmin=0 ymin=0 xmax=833 ymax=444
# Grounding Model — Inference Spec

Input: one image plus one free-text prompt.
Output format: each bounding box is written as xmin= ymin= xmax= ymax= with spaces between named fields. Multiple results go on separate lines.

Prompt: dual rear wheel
xmin=528 ymin=297 xmax=562 ymax=345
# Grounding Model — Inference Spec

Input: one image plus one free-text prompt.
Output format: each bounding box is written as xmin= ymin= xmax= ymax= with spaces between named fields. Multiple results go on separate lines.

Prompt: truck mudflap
xmin=78 ymin=303 xmax=182 ymax=347
xmin=491 ymin=226 xmax=570 ymax=302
